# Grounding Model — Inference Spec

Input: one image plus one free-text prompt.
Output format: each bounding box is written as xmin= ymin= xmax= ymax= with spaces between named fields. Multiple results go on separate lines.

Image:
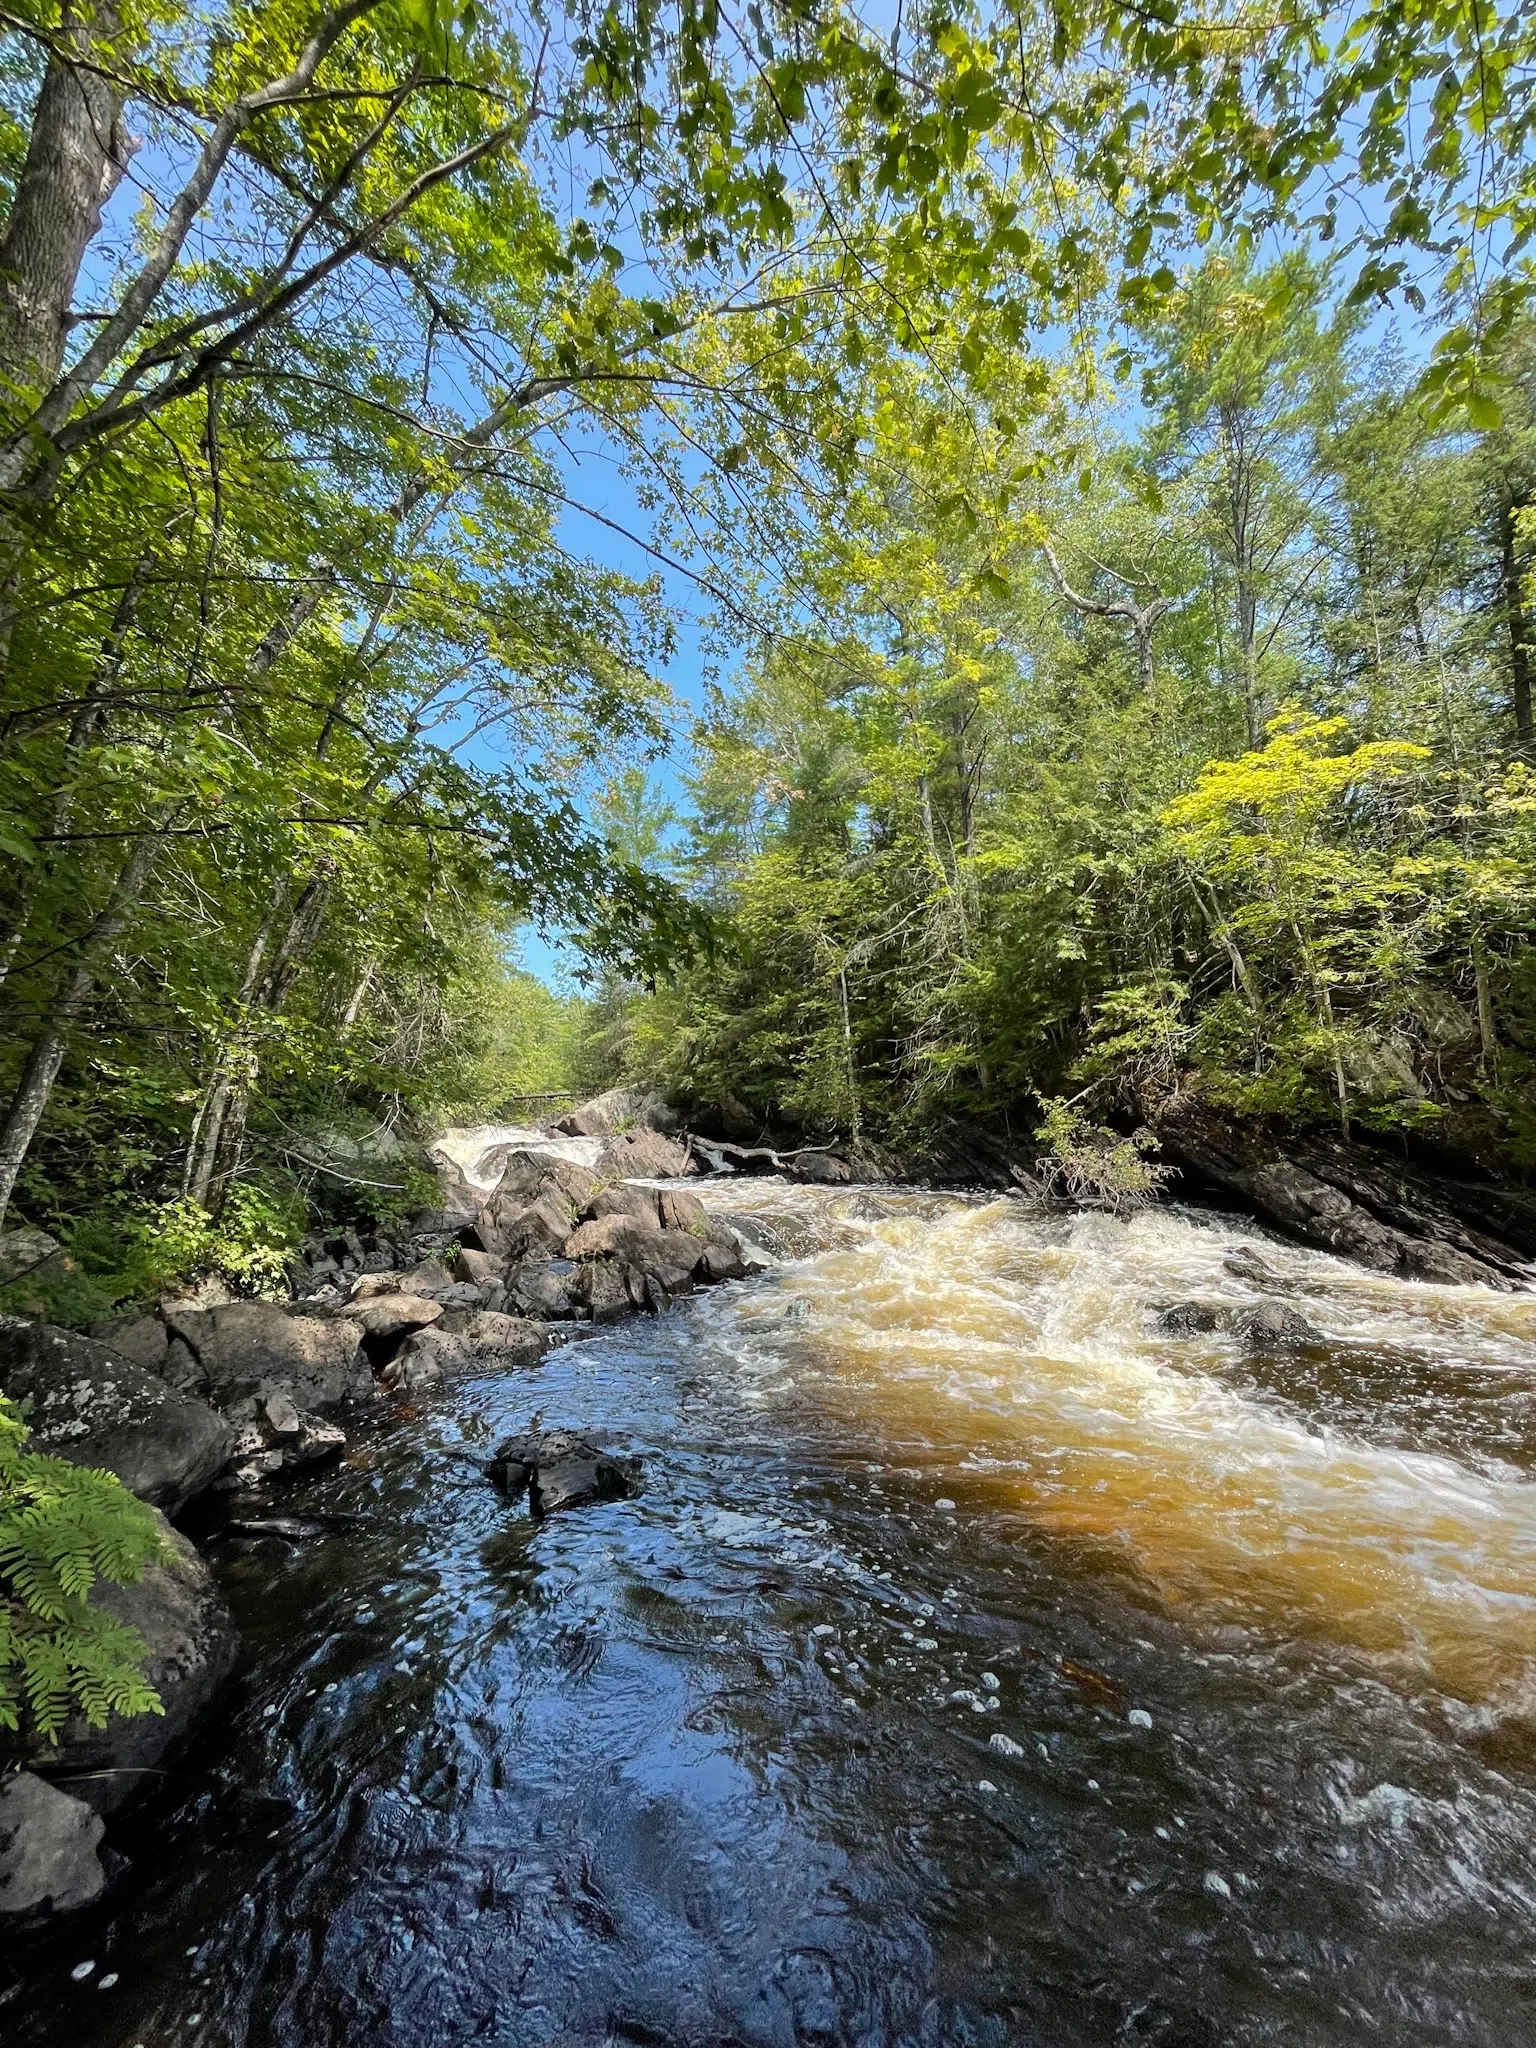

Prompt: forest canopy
xmin=0 ymin=0 xmax=1532 ymax=1306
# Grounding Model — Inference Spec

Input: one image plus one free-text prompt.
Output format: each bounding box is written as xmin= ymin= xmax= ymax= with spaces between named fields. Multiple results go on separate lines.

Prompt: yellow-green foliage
xmin=0 ymin=1396 xmax=165 ymax=1743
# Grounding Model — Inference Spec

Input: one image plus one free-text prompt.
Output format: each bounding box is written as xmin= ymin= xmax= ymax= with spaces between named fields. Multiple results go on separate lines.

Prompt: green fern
xmin=0 ymin=1394 xmax=165 ymax=1742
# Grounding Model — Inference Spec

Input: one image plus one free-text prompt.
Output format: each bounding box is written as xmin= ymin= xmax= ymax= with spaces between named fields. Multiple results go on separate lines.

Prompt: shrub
xmin=1033 ymin=1098 xmax=1172 ymax=1215
xmin=0 ymin=1395 xmax=165 ymax=1742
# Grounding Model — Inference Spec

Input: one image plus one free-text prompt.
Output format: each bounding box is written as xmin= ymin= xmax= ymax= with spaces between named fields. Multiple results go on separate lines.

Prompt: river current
xmin=7 ymin=1178 xmax=1536 ymax=2046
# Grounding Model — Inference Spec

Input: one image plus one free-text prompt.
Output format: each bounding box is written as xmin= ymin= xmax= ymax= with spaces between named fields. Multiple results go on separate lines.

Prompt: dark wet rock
xmin=0 ymin=1772 xmax=106 ymax=1917
xmin=224 ymin=1516 xmax=332 ymax=1544
xmin=1239 ymin=1301 xmax=1321 ymax=1345
xmin=343 ymin=1290 xmax=443 ymax=1343
xmin=487 ymin=1428 xmax=640 ymax=1514
xmin=1147 ymin=1092 xmax=1531 ymax=1288
xmin=162 ymin=1299 xmax=371 ymax=1414
xmin=0 ymin=1319 xmax=232 ymax=1514
xmin=3 ymin=1513 xmax=238 ymax=1813
xmin=1153 ymin=1300 xmax=1322 ymax=1346
xmin=1222 ymin=1244 xmax=1283 ymax=1288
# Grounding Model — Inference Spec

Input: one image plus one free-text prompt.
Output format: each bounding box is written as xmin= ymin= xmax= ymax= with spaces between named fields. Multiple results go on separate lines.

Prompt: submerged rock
xmin=0 ymin=1773 xmax=106 ymax=1918
xmin=1153 ymin=1300 xmax=1322 ymax=1346
xmin=487 ymin=1428 xmax=640 ymax=1515
xmin=0 ymin=1319 xmax=231 ymax=1514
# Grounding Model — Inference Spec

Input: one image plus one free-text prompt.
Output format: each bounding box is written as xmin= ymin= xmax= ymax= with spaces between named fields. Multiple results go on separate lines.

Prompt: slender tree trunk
xmin=0 ymin=824 xmax=165 ymax=1225
xmin=340 ymin=956 xmax=375 ymax=1027
xmin=1497 ymin=490 xmax=1534 ymax=752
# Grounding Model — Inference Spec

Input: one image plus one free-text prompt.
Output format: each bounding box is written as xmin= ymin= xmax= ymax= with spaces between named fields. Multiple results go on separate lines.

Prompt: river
xmin=6 ymin=1179 xmax=1536 ymax=2046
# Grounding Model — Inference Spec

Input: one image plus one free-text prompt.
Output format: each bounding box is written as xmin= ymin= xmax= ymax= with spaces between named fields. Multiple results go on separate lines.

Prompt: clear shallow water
xmin=7 ymin=1186 xmax=1536 ymax=2046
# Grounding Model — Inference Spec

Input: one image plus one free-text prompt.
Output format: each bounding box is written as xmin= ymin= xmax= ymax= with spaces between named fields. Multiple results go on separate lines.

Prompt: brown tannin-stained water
xmin=8 ymin=1182 xmax=1536 ymax=2047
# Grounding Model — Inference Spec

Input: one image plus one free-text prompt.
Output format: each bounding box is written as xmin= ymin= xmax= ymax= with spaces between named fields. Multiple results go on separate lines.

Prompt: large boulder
xmin=433 ymin=1308 xmax=549 ymax=1361
xmin=596 ymin=1128 xmax=694 ymax=1180
xmin=162 ymin=1299 xmax=372 ymax=1415
xmin=343 ymin=1290 xmax=443 ymax=1343
xmin=0 ymin=1772 xmax=106 ymax=1917
xmin=0 ymin=1320 xmax=231 ymax=1515
xmin=553 ymin=1087 xmax=679 ymax=1138
xmin=4 ymin=1514 xmax=237 ymax=1813
xmin=86 ymin=1313 xmax=170 ymax=1373
xmin=488 ymin=1151 xmax=600 ymax=1209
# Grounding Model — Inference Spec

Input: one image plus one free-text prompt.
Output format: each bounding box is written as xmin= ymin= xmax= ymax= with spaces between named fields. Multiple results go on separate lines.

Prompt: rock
xmin=5 ymin=1513 xmax=238 ymax=1813
xmin=656 ymin=1187 xmax=709 ymax=1233
xmin=504 ymin=1258 xmax=578 ymax=1319
xmin=1221 ymin=1245 xmax=1281 ymax=1287
xmin=433 ymin=1309 xmax=549 ymax=1363
xmin=583 ymin=1181 xmax=664 ymax=1226
xmin=380 ymin=1326 xmax=466 ymax=1390
xmin=0 ymin=1320 xmax=232 ymax=1515
xmin=567 ymin=1216 xmax=703 ymax=1294
xmin=1237 ymin=1300 xmax=1320 ymax=1345
xmin=456 ymin=1245 xmax=504 ymax=1285
xmin=260 ymin=1387 xmax=301 ymax=1438
xmin=0 ymin=1225 xmax=61 ymax=1287
xmin=571 ymin=1259 xmax=638 ymax=1323
xmin=596 ymin=1128 xmax=694 ymax=1180
xmin=0 ymin=1773 xmax=106 ymax=1917
xmin=162 ymin=1299 xmax=372 ymax=1413
xmin=552 ymin=1087 xmax=679 ymax=1138
xmin=469 ymin=1187 xmax=582 ymax=1262
xmin=1152 ymin=1300 xmax=1321 ymax=1346
xmin=86 ymin=1313 xmax=169 ymax=1374
xmin=487 ymin=1151 xmax=601 ymax=1210
xmin=290 ymin=1411 xmax=346 ymax=1463
xmin=1148 ymin=1091 xmax=1528 ymax=1288
xmin=487 ymin=1428 xmax=640 ymax=1514
xmin=784 ymin=1149 xmax=853 ymax=1185
xmin=1339 ymin=1031 xmax=1425 ymax=1102
xmin=342 ymin=1291 xmax=443 ymax=1343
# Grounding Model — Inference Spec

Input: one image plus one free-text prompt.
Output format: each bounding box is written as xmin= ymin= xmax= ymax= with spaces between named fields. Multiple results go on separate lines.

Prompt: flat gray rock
xmin=0 ymin=1772 xmax=106 ymax=1917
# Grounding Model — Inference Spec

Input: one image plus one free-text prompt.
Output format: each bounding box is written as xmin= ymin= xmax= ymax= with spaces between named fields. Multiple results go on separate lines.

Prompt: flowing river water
xmin=7 ymin=1178 xmax=1536 ymax=2046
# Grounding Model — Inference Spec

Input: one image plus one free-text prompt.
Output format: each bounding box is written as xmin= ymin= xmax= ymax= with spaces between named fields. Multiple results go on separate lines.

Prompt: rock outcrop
xmin=0 ymin=1319 xmax=231 ymax=1514
xmin=1148 ymin=1093 xmax=1533 ymax=1289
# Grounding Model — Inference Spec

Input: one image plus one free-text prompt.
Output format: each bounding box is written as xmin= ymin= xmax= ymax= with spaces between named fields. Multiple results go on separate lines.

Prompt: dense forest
xmin=0 ymin=0 xmax=1533 ymax=1312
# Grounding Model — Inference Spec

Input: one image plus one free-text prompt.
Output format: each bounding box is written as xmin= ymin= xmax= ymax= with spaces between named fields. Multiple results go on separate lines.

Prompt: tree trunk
xmin=1497 ymin=489 xmax=1534 ymax=752
xmin=0 ymin=2 xmax=130 ymax=395
xmin=0 ymin=825 xmax=164 ymax=1225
